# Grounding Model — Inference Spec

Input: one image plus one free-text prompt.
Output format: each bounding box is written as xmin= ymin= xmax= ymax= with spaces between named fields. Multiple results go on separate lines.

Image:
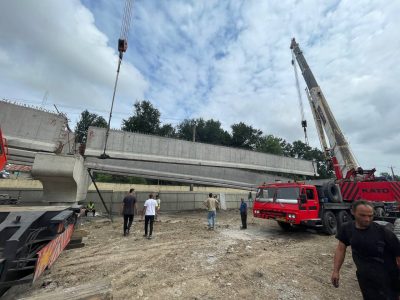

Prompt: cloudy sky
xmin=0 ymin=0 xmax=399 ymax=175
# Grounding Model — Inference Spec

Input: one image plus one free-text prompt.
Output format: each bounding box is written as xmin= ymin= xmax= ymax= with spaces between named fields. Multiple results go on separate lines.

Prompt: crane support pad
xmin=33 ymin=224 xmax=75 ymax=282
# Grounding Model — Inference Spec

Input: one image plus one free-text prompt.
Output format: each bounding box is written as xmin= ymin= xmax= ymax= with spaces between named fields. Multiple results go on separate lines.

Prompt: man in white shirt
xmin=142 ymin=194 xmax=159 ymax=239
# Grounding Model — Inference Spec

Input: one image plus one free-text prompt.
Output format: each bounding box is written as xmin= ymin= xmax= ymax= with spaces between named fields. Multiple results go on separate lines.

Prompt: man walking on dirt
xmin=331 ymin=200 xmax=400 ymax=299
xmin=240 ymin=198 xmax=247 ymax=229
xmin=204 ymin=193 xmax=219 ymax=230
xmin=142 ymin=194 xmax=158 ymax=239
xmin=121 ymin=189 xmax=137 ymax=236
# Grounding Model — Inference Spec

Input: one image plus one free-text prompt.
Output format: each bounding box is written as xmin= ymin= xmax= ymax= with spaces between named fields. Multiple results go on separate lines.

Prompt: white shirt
xmin=144 ymin=198 xmax=158 ymax=216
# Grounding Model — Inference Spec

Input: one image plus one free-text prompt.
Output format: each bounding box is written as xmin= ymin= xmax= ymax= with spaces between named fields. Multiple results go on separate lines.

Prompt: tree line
xmin=75 ymin=100 xmax=334 ymax=179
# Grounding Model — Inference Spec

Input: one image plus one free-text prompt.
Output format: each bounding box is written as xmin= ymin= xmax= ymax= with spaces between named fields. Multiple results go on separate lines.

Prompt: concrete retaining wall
xmin=84 ymin=191 xmax=253 ymax=215
xmin=0 ymin=188 xmax=254 ymax=214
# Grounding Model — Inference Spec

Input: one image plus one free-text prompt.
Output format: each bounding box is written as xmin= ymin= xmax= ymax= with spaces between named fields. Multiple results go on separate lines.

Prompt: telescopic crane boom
xmin=290 ymin=38 xmax=367 ymax=180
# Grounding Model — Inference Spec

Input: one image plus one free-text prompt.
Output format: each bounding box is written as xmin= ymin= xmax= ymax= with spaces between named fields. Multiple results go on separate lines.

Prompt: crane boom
xmin=290 ymin=38 xmax=358 ymax=179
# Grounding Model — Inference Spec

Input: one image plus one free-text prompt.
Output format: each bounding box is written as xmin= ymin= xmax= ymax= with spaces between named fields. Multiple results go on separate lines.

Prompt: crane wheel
xmin=374 ymin=207 xmax=385 ymax=217
xmin=323 ymin=211 xmax=337 ymax=235
xmin=323 ymin=182 xmax=342 ymax=203
xmin=393 ymin=219 xmax=400 ymax=241
xmin=336 ymin=210 xmax=351 ymax=230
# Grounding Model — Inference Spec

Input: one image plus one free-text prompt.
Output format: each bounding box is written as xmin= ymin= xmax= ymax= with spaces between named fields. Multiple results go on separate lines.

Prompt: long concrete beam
xmin=0 ymin=100 xmax=75 ymax=160
xmin=85 ymin=127 xmax=316 ymax=176
xmin=85 ymin=157 xmax=290 ymax=189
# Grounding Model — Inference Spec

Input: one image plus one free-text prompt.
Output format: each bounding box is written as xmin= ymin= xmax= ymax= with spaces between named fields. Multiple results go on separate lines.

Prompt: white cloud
xmin=1 ymin=0 xmax=399 ymax=174
xmin=0 ymin=0 xmax=148 ymax=128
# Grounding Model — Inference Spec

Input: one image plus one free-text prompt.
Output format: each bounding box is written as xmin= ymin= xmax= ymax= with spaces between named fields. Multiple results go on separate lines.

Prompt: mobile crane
xmin=253 ymin=38 xmax=400 ymax=235
xmin=289 ymin=38 xmax=400 ymax=208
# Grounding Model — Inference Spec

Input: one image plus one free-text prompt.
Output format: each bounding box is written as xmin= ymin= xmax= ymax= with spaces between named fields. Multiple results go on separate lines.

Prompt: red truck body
xmin=340 ymin=181 xmax=400 ymax=203
xmin=253 ymin=182 xmax=322 ymax=226
xmin=0 ymin=128 xmax=7 ymax=170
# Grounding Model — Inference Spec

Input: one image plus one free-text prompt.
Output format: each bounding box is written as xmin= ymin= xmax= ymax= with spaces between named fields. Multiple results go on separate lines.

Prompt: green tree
xmin=94 ymin=172 xmax=147 ymax=184
xmin=256 ymin=135 xmax=284 ymax=155
xmin=176 ymin=118 xmax=198 ymax=141
xmin=157 ymin=123 xmax=176 ymax=138
xmin=74 ymin=110 xmax=107 ymax=143
xmin=230 ymin=122 xmax=262 ymax=150
xmin=286 ymin=140 xmax=333 ymax=179
xmin=176 ymin=118 xmax=231 ymax=145
xmin=202 ymin=119 xmax=231 ymax=146
xmin=122 ymin=100 xmax=161 ymax=134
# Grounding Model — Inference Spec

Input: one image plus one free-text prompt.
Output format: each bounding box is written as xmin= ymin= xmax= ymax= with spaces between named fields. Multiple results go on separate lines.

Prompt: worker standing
xmin=121 ymin=189 xmax=137 ymax=236
xmin=331 ymin=200 xmax=400 ymax=299
xmin=240 ymin=198 xmax=247 ymax=229
xmin=204 ymin=193 xmax=219 ymax=230
xmin=142 ymin=194 xmax=158 ymax=239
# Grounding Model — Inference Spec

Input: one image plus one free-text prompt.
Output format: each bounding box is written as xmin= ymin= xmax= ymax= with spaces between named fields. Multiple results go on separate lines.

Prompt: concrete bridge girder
xmin=85 ymin=127 xmax=316 ymax=176
xmin=85 ymin=157 xmax=290 ymax=190
xmin=32 ymin=153 xmax=90 ymax=204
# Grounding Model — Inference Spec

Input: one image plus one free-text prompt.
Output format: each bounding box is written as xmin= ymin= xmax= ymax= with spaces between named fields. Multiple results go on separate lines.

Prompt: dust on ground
xmin=7 ymin=210 xmax=361 ymax=299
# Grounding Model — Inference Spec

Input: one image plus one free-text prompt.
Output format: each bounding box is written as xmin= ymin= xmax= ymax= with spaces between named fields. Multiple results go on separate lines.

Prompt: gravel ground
xmin=7 ymin=210 xmax=362 ymax=299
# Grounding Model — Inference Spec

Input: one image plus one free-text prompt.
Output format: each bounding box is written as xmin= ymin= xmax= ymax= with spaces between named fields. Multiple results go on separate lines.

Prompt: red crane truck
xmin=253 ymin=39 xmax=400 ymax=235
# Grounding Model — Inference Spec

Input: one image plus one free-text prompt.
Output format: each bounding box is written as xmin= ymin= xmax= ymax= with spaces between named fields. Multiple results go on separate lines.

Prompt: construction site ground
xmin=7 ymin=210 xmax=362 ymax=300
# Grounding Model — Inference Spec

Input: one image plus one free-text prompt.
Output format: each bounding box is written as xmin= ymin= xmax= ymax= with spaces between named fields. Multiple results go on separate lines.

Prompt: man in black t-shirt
xmin=332 ymin=200 xmax=400 ymax=300
xmin=121 ymin=189 xmax=137 ymax=236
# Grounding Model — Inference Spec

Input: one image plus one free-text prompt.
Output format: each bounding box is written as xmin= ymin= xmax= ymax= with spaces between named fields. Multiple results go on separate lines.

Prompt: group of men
xmin=85 ymin=190 xmax=400 ymax=298
xmin=121 ymin=189 xmax=160 ymax=239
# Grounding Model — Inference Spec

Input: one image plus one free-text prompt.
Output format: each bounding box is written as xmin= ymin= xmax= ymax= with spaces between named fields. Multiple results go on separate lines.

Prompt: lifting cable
xmin=101 ymin=0 xmax=134 ymax=159
xmin=291 ymin=51 xmax=309 ymax=146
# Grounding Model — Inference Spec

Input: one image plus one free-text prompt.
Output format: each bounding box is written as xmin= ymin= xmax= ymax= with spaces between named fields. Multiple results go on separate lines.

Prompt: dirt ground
xmin=7 ymin=210 xmax=362 ymax=299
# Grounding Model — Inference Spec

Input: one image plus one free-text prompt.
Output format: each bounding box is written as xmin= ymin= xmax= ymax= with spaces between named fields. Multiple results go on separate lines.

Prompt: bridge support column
xmin=32 ymin=153 xmax=90 ymax=205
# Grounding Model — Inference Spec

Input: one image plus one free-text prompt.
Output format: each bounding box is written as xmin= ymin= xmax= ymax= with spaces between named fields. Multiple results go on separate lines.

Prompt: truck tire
xmin=277 ymin=221 xmax=293 ymax=231
xmin=323 ymin=182 xmax=342 ymax=203
xmin=336 ymin=210 xmax=351 ymax=230
xmin=323 ymin=211 xmax=337 ymax=235
xmin=394 ymin=219 xmax=400 ymax=240
xmin=374 ymin=207 xmax=385 ymax=217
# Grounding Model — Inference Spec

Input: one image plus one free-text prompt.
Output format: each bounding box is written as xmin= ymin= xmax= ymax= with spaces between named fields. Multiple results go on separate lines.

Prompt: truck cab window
xmin=306 ymin=189 xmax=314 ymax=200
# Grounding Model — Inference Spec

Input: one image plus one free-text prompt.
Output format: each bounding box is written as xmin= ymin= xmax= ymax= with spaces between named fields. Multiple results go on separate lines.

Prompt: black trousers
xmin=356 ymin=270 xmax=398 ymax=300
xmin=123 ymin=214 xmax=133 ymax=233
xmin=144 ymin=215 xmax=155 ymax=236
xmin=241 ymin=213 xmax=247 ymax=228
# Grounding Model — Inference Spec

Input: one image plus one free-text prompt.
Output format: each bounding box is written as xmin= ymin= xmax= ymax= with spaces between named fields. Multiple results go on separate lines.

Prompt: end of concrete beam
xmin=32 ymin=153 xmax=90 ymax=204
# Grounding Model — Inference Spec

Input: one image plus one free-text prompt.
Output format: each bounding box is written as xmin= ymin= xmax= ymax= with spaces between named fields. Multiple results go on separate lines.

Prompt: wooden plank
xmin=19 ymin=279 xmax=112 ymax=300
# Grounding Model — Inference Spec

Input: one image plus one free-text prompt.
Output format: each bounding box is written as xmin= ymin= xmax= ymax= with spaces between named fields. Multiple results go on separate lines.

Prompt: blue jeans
xmin=207 ymin=211 xmax=216 ymax=228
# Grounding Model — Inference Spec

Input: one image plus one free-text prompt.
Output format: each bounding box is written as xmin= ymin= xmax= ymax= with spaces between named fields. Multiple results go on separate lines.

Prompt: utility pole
xmin=190 ymin=124 xmax=196 ymax=191
xmin=192 ymin=125 xmax=196 ymax=142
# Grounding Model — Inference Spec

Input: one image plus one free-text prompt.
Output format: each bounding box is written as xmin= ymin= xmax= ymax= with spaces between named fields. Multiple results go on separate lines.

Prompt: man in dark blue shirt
xmin=240 ymin=198 xmax=247 ymax=229
xmin=121 ymin=189 xmax=137 ymax=236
